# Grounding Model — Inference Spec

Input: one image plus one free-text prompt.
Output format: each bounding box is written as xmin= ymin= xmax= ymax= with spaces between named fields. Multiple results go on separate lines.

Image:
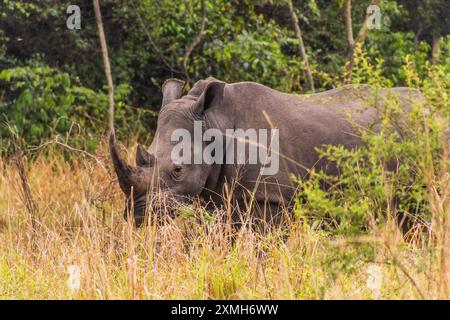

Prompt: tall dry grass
xmin=0 ymin=53 xmax=449 ymax=300
xmin=0 ymin=137 xmax=448 ymax=299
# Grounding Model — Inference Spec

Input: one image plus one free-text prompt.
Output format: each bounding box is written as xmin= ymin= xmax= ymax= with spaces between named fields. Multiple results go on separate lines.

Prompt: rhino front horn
xmin=109 ymin=132 xmax=138 ymax=195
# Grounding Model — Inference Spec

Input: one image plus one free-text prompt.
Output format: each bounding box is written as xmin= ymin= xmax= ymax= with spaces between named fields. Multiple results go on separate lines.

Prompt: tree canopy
xmin=0 ymin=0 xmax=449 ymax=151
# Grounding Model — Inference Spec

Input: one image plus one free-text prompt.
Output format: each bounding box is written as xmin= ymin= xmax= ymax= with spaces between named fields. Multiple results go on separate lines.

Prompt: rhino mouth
xmin=124 ymin=192 xmax=189 ymax=227
xmin=124 ymin=205 xmax=176 ymax=227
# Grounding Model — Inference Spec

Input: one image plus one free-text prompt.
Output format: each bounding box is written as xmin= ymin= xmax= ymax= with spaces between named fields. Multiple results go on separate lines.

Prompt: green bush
xmin=294 ymin=54 xmax=449 ymax=235
xmin=0 ymin=65 xmax=154 ymax=155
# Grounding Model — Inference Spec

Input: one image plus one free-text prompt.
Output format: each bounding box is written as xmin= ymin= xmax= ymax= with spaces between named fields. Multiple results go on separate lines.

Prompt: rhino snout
xmin=123 ymin=192 xmax=181 ymax=226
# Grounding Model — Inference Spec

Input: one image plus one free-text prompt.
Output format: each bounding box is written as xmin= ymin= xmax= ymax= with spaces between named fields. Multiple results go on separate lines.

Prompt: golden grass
xmin=0 ymin=141 xmax=448 ymax=300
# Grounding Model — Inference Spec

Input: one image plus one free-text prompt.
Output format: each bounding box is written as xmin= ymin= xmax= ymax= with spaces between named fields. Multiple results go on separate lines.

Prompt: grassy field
xmin=1 ymin=0 xmax=449 ymax=301
xmin=0 ymin=59 xmax=449 ymax=300
xmin=0 ymin=139 xmax=448 ymax=300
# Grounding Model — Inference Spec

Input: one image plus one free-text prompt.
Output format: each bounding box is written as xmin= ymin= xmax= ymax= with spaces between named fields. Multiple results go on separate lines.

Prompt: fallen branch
xmin=26 ymin=135 xmax=109 ymax=175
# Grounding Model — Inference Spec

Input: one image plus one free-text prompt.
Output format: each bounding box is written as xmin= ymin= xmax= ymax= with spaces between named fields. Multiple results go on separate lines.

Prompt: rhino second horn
xmin=136 ymin=145 xmax=155 ymax=167
xmin=109 ymin=132 xmax=138 ymax=194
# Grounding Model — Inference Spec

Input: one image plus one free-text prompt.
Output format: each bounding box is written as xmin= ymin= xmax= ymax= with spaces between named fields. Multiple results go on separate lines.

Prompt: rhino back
xmin=215 ymin=82 xmax=419 ymax=205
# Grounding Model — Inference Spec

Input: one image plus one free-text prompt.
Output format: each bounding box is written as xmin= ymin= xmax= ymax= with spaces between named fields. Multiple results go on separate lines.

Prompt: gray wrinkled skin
xmin=110 ymin=78 xmax=424 ymax=226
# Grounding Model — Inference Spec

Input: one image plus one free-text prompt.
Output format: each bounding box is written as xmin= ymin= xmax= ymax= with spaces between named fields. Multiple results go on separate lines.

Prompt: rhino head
xmin=110 ymin=78 xmax=226 ymax=226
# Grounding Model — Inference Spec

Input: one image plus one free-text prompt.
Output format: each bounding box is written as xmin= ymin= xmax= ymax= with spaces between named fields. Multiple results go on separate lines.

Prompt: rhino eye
xmin=172 ymin=165 xmax=183 ymax=178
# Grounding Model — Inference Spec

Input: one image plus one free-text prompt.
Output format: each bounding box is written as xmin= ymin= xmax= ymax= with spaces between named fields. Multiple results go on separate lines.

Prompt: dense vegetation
xmin=0 ymin=1 xmax=449 ymax=299
xmin=1 ymin=0 xmax=448 ymax=150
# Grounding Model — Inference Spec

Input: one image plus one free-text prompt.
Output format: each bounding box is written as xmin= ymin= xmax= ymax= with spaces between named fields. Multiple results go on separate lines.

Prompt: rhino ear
xmin=162 ymin=78 xmax=185 ymax=106
xmin=194 ymin=81 xmax=225 ymax=115
xmin=136 ymin=145 xmax=155 ymax=167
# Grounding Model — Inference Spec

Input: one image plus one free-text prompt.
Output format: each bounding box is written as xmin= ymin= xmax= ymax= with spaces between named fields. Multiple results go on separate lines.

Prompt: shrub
xmin=294 ymin=53 xmax=449 ymax=236
xmin=0 ymin=65 xmax=154 ymax=155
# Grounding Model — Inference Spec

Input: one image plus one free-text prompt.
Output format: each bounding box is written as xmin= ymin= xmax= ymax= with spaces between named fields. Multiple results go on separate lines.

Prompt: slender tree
xmin=93 ymin=0 xmax=115 ymax=136
xmin=431 ymin=31 xmax=441 ymax=64
xmin=344 ymin=0 xmax=381 ymax=83
xmin=287 ymin=0 xmax=315 ymax=92
xmin=343 ymin=0 xmax=354 ymax=48
xmin=399 ymin=0 xmax=449 ymax=65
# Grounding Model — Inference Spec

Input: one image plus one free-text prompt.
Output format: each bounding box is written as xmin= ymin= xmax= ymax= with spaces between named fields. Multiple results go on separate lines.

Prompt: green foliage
xmin=294 ymin=53 xmax=449 ymax=235
xmin=0 ymin=65 xmax=153 ymax=154
xmin=133 ymin=0 xmax=306 ymax=91
xmin=0 ymin=0 xmax=448 ymax=156
xmin=205 ymin=26 xmax=303 ymax=92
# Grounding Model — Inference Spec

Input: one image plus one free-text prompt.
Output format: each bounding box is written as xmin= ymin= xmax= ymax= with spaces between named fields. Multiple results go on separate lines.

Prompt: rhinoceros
xmin=110 ymin=78 xmax=422 ymax=226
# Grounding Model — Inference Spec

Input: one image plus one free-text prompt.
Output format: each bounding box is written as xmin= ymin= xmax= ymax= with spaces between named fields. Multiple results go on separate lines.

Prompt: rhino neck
xmin=199 ymin=85 xmax=235 ymax=200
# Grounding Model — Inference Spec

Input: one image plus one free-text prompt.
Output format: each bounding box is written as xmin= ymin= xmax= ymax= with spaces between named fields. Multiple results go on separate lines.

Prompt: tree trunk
xmin=93 ymin=0 xmax=115 ymax=135
xmin=344 ymin=0 xmax=381 ymax=83
xmin=431 ymin=32 xmax=441 ymax=64
xmin=344 ymin=0 xmax=354 ymax=48
xmin=287 ymin=0 xmax=315 ymax=92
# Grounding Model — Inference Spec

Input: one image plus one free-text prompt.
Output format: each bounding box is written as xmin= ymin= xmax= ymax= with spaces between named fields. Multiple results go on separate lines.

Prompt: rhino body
xmin=110 ymin=78 xmax=422 ymax=225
